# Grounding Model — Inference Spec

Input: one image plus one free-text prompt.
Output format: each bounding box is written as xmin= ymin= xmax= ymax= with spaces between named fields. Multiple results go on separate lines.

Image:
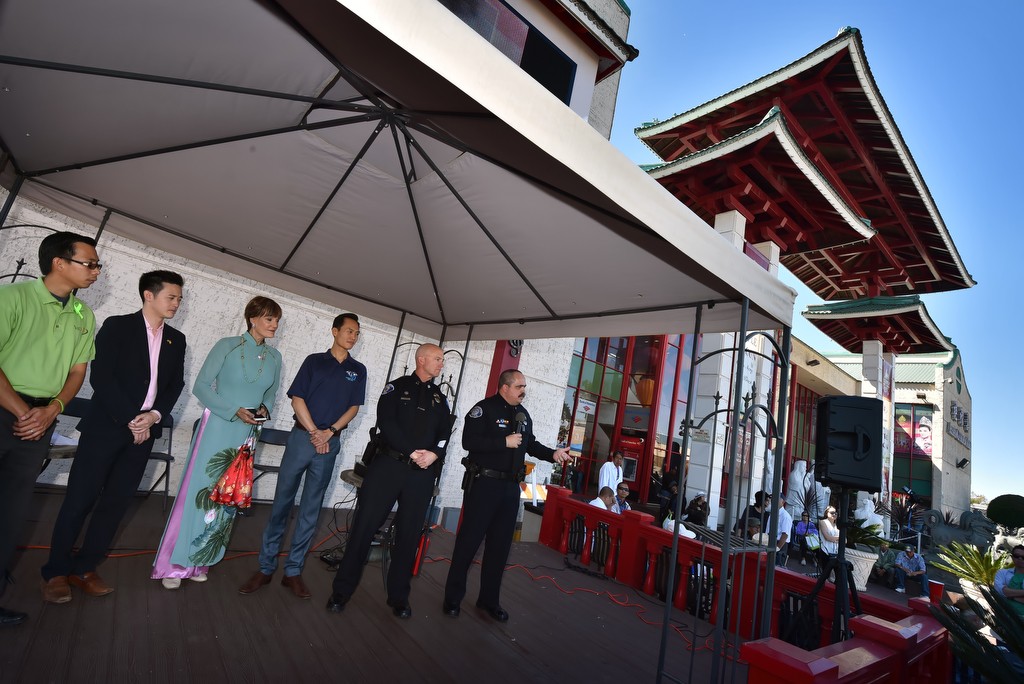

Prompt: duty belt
xmin=477 ymin=467 xmax=525 ymax=484
xmin=386 ymin=448 xmax=416 ymax=467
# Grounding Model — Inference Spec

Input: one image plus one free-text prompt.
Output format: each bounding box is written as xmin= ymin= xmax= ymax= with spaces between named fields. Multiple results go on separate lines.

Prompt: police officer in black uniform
xmin=326 ymin=344 xmax=451 ymax=619
xmin=443 ymin=369 xmax=570 ymax=622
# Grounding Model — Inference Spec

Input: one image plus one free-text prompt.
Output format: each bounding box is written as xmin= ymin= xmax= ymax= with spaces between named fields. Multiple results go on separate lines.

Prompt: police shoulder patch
xmin=468 ymin=405 xmax=483 ymax=419
xmin=381 ymin=383 xmax=395 ymax=395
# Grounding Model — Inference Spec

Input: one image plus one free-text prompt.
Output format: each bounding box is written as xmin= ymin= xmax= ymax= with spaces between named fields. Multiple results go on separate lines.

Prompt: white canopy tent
xmin=0 ymin=0 xmax=795 ymax=341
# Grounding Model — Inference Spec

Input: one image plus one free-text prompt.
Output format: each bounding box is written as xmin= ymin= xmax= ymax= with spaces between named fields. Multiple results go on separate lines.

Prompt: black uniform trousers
xmin=332 ymin=454 xmax=435 ymax=603
xmin=444 ymin=476 xmax=521 ymax=608
xmin=42 ymin=423 xmax=157 ymax=580
xmin=0 ymin=407 xmax=56 ymax=596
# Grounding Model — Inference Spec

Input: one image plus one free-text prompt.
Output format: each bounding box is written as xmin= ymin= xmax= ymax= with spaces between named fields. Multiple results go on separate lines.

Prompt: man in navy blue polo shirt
xmin=239 ymin=313 xmax=366 ymax=599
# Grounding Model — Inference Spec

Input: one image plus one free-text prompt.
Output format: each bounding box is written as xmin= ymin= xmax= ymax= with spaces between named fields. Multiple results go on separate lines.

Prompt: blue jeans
xmin=895 ymin=567 xmax=929 ymax=596
xmin=258 ymin=427 xmax=340 ymax=576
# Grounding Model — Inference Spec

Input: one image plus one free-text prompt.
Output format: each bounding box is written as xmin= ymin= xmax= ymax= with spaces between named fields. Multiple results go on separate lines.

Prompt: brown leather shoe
xmin=68 ymin=572 xmax=114 ymax=597
xmin=239 ymin=571 xmax=273 ymax=594
xmin=41 ymin=576 xmax=72 ymax=604
xmin=281 ymin=574 xmax=312 ymax=599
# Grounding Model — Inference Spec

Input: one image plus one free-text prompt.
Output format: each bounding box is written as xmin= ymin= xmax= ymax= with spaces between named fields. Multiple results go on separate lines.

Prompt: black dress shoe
xmin=325 ymin=593 xmax=349 ymax=613
xmin=0 ymin=607 xmax=27 ymax=628
xmin=387 ymin=598 xmax=412 ymax=619
xmin=476 ymin=601 xmax=509 ymax=622
xmin=442 ymin=601 xmax=461 ymax=618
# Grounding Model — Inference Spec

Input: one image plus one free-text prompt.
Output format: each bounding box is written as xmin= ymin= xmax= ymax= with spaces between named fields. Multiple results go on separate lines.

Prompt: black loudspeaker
xmin=814 ymin=396 xmax=883 ymax=492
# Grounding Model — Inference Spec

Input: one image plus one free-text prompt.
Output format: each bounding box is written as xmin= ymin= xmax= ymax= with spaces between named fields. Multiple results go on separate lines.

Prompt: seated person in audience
xmin=870 ymin=541 xmax=897 ymax=587
xmin=614 ymin=483 xmax=631 ymax=513
xmin=746 ymin=518 xmax=769 ymax=546
xmin=684 ymin=491 xmax=709 ymax=526
xmin=994 ymin=544 xmax=1024 ymax=619
xmin=589 ymin=486 xmax=617 ymax=512
xmin=894 ymin=546 xmax=929 ymax=596
xmin=794 ymin=512 xmax=819 ymax=566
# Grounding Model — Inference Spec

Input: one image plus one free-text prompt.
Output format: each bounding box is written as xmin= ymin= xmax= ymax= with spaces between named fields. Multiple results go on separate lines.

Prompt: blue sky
xmin=607 ymin=1 xmax=1023 ymax=500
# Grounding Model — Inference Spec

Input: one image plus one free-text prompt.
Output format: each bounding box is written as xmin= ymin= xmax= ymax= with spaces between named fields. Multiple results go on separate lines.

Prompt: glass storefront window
xmin=580 ymin=360 xmax=602 ymax=395
xmin=602 ymin=369 xmax=622 ymax=400
xmin=558 ymin=387 xmax=575 ymax=449
xmin=567 ymin=354 xmax=581 ymax=387
xmin=605 ymin=337 xmax=628 ymax=372
xmin=571 ymin=392 xmax=598 ymax=458
xmin=677 ymin=340 xmax=693 ymax=401
xmin=584 ymin=337 xmax=607 ymax=362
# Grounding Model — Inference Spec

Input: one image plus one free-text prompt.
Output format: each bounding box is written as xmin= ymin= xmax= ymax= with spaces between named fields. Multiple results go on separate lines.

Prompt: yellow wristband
xmin=50 ymin=398 xmax=65 ymax=413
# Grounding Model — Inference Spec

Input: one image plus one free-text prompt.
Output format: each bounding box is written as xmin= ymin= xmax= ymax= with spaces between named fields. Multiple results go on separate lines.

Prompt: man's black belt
xmin=17 ymin=392 xmax=53 ymax=408
xmin=386 ymin=448 xmax=415 ymax=466
xmin=477 ymin=467 xmax=524 ymax=483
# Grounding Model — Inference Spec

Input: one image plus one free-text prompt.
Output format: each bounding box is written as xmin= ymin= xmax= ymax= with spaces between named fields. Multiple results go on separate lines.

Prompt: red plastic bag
xmin=210 ymin=435 xmax=256 ymax=508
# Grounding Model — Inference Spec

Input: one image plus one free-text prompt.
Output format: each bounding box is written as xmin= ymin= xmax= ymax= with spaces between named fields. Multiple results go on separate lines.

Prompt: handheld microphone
xmin=514 ymin=412 xmax=527 ymax=435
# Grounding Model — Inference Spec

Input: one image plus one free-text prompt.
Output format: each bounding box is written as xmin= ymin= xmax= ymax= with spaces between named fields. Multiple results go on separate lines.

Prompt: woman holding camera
xmin=152 ymin=296 xmax=283 ymax=588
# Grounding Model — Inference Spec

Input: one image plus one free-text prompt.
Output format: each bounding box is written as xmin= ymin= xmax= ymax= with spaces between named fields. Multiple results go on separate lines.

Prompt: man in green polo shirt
xmin=0 ymin=231 xmax=99 ymax=628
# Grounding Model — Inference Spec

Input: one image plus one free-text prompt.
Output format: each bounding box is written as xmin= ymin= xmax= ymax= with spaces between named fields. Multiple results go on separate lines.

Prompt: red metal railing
xmin=539 ymin=486 xmax=950 ymax=682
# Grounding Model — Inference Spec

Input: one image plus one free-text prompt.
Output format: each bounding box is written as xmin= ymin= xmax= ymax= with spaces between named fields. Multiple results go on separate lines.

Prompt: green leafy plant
xmin=875 ymin=495 xmax=921 ymax=537
xmin=930 ymin=584 xmax=1024 ymax=683
xmin=844 ymin=518 xmax=885 ymax=550
xmin=932 ymin=540 xmax=1011 ymax=586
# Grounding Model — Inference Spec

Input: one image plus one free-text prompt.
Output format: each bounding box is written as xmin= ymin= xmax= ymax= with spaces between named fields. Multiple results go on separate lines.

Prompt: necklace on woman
xmin=240 ymin=335 xmax=267 ymax=383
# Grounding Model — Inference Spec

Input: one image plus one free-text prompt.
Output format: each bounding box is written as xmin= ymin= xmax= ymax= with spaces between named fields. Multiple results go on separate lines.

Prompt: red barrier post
xmin=538 ymin=485 xmax=570 ymax=547
xmin=615 ymin=510 xmax=654 ymax=587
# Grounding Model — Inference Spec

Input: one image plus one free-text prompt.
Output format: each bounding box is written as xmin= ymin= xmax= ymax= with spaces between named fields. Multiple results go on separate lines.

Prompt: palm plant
xmin=930 ymin=584 xmax=1024 ymax=683
xmin=876 ymin=496 xmax=920 ymax=538
xmin=844 ymin=518 xmax=885 ymax=550
xmin=932 ymin=540 xmax=1011 ymax=586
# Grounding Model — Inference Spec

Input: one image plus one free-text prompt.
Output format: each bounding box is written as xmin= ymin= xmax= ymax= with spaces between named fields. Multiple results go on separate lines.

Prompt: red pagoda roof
xmin=647 ymin=107 xmax=875 ymax=261
xmin=803 ymin=296 xmax=954 ymax=354
xmin=636 ymin=27 xmax=974 ymax=300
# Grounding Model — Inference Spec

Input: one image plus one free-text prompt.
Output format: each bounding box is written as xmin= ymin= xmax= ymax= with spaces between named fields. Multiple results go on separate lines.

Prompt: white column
xmin=753 ymin=240 xmax=782 ymax=277
xmin=714 ymin=210 xmax=747 ymax=250
xmin=859 ymin=340 xmax=885 ymax=514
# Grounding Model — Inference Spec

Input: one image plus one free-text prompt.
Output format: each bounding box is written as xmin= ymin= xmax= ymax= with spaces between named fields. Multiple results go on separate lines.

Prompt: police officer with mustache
xmin=443 ymin=369 xmax=570 ymax=622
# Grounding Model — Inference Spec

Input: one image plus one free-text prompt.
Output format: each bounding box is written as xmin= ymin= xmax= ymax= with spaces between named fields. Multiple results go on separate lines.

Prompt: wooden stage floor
xmin=1 ymin=490 xmax=729 ymax=683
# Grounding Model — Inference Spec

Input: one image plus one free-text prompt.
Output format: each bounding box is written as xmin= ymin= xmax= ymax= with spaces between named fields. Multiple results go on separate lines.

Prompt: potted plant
xmin=931 ymin=584 xmax=1024 ymax=684
xmin=933 ymin=541 xmax=1012 ymax=602
xmin=843 ymin=518 xmax=885 ymax=591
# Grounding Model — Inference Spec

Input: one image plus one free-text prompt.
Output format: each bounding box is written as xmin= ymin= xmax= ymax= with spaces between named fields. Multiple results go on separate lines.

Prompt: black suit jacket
xmin=78 ymin=310 xmax=187 ymax=440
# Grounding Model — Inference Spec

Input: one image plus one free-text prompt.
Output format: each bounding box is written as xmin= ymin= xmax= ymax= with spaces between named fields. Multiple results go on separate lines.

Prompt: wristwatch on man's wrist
xmin=328 ymin=425 xmax=339 ymax=435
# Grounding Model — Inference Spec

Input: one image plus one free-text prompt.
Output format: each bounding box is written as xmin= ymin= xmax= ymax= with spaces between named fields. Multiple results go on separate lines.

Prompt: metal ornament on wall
xmin=0 ymin=223 xmax=59 ymax=282
xmin=508 ymin=339 xmax=524 ymax=357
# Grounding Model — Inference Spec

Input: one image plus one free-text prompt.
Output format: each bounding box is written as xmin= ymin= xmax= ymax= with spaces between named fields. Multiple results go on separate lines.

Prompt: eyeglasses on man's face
xmin=1013 ymin=555 xmax=1024 ymax=561
xmin=65 ymin=257 xmax=103 ymax=271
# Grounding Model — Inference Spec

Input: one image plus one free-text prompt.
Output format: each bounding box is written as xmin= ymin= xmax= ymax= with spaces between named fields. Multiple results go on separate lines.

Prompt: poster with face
xmin=913 ymin=408 xmax=933 ymax=456
xmin=895 ymin=405 xmax=913 ymax=454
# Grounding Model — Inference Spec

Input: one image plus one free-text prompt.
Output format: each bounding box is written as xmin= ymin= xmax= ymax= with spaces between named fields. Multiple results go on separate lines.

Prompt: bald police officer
xmin=443 ymin=369 xmax=570 ymax=622
xmin=326 ymin=344 xmax=452 ymax=619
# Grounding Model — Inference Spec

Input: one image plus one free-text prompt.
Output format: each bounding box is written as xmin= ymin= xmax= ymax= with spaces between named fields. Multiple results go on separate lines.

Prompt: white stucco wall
xmin=1 ymin=190 xmax=573 ymax=516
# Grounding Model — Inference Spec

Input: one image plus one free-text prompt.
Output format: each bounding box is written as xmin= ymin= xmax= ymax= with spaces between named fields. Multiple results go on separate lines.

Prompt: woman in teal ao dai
xmin=152 ymin=297 xmax=283 ymax=588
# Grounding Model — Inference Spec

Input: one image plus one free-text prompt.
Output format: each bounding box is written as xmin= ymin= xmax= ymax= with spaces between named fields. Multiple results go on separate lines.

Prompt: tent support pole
xmin=708 ymin=297 xmax=750 ymax=684
xmin=385 ymin=312 xmax=408 ymax=381
xmin=656 ymin=302 xmax=704 ymax=683
xmin=94 ymin=208 xmax=112 ymax=242
xmin=0 ymin=175 xmax=24 ymax=240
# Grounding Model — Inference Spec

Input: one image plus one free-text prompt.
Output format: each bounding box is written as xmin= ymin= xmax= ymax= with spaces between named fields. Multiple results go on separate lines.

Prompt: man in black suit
xmin=41 ymin=271 xmax=187 ymax=602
